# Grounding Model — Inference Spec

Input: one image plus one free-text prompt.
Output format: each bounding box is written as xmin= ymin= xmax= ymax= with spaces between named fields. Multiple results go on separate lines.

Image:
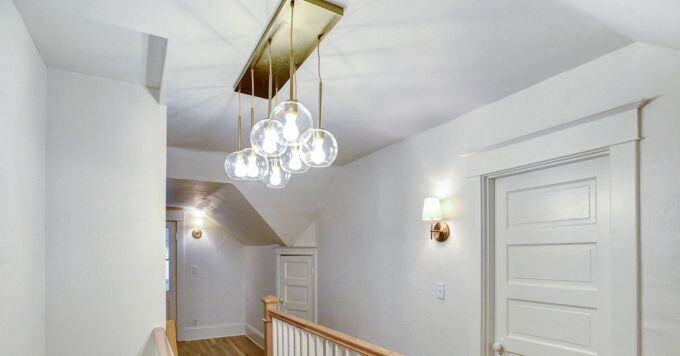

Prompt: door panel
xmin=494 ymin=157 xmax=610 ymax=356
xmin=279 ymin=255 xmax=315 ymax=321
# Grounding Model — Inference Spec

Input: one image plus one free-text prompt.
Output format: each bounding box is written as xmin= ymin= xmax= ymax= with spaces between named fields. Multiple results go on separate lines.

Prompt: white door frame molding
xmin=275 ymin=247 xmax=318 ymax=322
xmin=466 ymin=100 xmax=646 ymax=356
xmin=166 ymin=209 xmax=186 ymax=341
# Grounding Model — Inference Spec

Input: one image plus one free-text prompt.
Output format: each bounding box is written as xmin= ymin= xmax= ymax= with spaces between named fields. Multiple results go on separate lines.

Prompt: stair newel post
xmin=263 ymin=295 xmax=278 ymax=356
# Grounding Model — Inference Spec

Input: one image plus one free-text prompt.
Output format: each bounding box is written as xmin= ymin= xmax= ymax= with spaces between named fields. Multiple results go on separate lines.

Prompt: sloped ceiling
xmin=166 ymin=147 xmax=339 ymax=246
xmin=17 ymin=0 xmax=677 ymax=165
xmin=16 ymin=3 xmax=167 ymax=92
xmin=167 ymin=178 xmax=284 ymax=246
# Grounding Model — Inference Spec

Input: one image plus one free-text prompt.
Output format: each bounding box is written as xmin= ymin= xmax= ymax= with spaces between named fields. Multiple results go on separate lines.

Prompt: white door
xmin=165 ymin=221 xmax=177 ymax=321
xmin=493 ymin=156 xmax=611 ymax=356
xmin=278 ymin=255 xmax=315 ymax=321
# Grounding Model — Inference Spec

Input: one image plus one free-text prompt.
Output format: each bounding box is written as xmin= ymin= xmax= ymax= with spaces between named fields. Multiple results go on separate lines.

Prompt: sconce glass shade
xmin=224 ymin=150 xmax=247 ymax=180
xmin=422 ymin=197 xmax=442 ymax=221
xmin=272 ymin=100 xmax=313 ymax=145
xmin=250 ymin=119 xmax=287 ymax=157
xmin=281 ymin=144 xmax=310 ymax=173
xmin=263 ymin=157 xmax=291 ymax=188
xmin=300 ymin=128 xmax=338 ymax=167
xmin=240 ymin=148 xmax=268 ymax=180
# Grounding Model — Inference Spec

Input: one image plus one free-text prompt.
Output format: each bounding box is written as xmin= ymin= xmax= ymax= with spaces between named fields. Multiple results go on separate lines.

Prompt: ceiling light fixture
xmin=251 ymin=40 xmax=287 ymax=158
xmin=262 ymin=41 xmax=292 ymax=188
xmin=224 ymin=89 xmax=248 ymax=180
xmin=239 ymin=68 xmax=268 ymax=180
xmin=301 ymin=36 xmax=338 ymax=167
xmin=227 ymin=0 xmax=343 ymax=188
xmin=270 ymin=0 xmax=313 ymax=146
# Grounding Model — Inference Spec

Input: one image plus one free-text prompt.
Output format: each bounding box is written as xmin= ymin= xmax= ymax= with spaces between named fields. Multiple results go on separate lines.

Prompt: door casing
xmin=275 ymin=247 xmax=318 ymax=323
xmin=466 ymin=100 xmax=644 ymax=356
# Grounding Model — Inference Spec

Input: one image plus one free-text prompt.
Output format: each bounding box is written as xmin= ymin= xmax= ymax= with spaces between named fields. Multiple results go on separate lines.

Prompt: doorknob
xmin=278 ymin=297 xmax=285 ymax=304
xmin=492 ymin=342 xmax=504 ymax=355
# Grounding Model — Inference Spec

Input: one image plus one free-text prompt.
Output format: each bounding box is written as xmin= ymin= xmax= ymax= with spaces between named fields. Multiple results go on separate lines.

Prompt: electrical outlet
xmin=192 ymin=265 xmax=199 ymax=275
xmin=436 ymin=283 xmax=446 ymax=300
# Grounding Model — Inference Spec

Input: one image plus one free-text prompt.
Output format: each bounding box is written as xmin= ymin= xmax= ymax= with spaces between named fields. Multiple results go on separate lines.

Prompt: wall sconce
xmin=191 ymin=210 xmax=205 ymax=239
xmin=422 ymin=197 xmax=450 ymax=242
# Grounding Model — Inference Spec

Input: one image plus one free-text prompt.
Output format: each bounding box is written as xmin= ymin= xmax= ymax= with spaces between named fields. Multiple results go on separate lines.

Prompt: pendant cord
xmin=237 ymin=88 xmax=242 ymax=150
xmin=317 ymin=36 xmax=322 ymax=129
xmin=289 ymin=0 xmax=295 ymax=101
xmin=250 ymin=67 xmax=255 ymax=128
xmin=268 ymin=39 xmax=273 ymax=116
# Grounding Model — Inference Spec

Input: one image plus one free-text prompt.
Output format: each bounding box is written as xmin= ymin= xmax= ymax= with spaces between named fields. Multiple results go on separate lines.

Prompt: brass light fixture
xmin=191 ymin=210 xmax=205 ymax=239
xmin=226 ymin=0 xmax=343 ymax=187
xmin=422 ymin=197 xmax=450 ymax=242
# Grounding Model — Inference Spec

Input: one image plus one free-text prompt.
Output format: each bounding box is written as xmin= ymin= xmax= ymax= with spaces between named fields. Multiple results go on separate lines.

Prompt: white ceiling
xmin=14 ymin=0 xmax=679 ymax=165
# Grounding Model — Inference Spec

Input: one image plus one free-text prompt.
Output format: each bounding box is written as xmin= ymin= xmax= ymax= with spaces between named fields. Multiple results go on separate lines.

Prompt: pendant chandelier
xmin=300 ymin=36 xmax=338 ymax=167
xmin=224 ymin=0 xmax=343 ymax=188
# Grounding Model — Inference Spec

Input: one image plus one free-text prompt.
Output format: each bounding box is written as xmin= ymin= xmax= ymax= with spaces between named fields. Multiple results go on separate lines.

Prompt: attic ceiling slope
xmin=16 ymin=0 xmax=636 ymax=165
xmin=166 ymin=178 xmax=284 ymax=246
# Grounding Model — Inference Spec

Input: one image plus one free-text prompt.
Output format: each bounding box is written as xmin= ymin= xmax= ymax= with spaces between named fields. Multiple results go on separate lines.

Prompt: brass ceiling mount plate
xmin=234 ymin=0 xmax=343 ymax=99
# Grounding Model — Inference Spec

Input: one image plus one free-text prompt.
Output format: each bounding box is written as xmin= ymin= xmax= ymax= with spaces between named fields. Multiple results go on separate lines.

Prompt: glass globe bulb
xmin=239 ymin=147 xmax=268 ymax=180
xmin=224 ymin=150 xmax=247 ymax=180
xmin=250 ymin=119 xmax=287 ymax=157
xmin=281 ymin=144 xmax=310 ymax=174
xmin=263 ymin=157 xmax=291 ymax=189
xmin=271 ymin=100 xmax=313 ymax=146
xmin=301 ymin=129 xmax=338 ymax=167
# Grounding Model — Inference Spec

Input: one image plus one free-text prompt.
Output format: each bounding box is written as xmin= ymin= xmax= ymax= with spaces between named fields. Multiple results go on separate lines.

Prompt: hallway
xmin=178 ymin=336 xmax=262 ymax=356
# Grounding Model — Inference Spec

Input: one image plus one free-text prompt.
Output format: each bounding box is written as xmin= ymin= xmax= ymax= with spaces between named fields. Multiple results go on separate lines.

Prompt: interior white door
xmin=278 ymin=255 xmax=315 ymax=321
xmin=165 ymin=221 xmax=177 ymax=321
xmin=493 ymin=156 xmax=611 ymax=356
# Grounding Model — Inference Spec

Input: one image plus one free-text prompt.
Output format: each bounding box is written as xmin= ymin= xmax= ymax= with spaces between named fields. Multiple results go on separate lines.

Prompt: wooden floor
xmin=178 ymin=336 xmax=263 ymax=356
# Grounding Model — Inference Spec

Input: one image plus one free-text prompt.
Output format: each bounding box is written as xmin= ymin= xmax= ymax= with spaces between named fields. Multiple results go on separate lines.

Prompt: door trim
xmin=466 ymin=100 xmax=645 ymax=356
xmin=166 ymin=209 xmax=186 ymax=341
xmin=275 ymin=247 xmax=318 ymax=323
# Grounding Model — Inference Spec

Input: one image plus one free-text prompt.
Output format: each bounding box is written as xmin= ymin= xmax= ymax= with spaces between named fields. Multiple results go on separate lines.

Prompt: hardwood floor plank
xmin=178 ymin=336 xmax=264 ymax=356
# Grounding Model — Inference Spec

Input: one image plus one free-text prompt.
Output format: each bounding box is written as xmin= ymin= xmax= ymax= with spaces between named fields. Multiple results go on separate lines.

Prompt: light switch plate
xmin=436 ymin=282 xmax=446 ymax=300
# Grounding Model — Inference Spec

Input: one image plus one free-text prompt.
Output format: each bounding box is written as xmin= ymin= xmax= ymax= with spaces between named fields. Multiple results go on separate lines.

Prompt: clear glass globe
xmin=240 ymin=147 xmax=268 ymax=180
xmin=263 ymin=157 xmax=291 ymax=188
xmin=250 ymin=119 xmax=287 ymax=157
xmin=224 ymin=150 xmax=247 ymax=180
xmin=301 ymin=129 xmax=338 ymax=167
xmin=271 ymin=100 xmax=313 ymax=146
xmin=281 ymin=144 xmax=310 ymax=174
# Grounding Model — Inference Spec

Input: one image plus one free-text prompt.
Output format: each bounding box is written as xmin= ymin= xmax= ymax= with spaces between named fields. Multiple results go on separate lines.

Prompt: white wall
xmin=45 ymin=69 xmax=166 ymax=356
xmin=243 ymin=245 xmax=277 ymax=347
xmin=179 ymin=214 xmax=246 ymax=341
xmin=316 ymin=43 xmax=680 ymax=355
xmin=0 ymin=1 xmax=47 ymax=355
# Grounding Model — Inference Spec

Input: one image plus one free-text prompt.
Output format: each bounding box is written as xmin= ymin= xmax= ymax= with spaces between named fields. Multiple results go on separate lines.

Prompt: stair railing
xmin=263 ymin=295 xmax=400 ymax=356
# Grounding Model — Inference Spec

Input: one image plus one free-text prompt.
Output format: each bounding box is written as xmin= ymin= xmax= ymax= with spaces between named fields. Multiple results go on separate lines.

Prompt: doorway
xmin=166 ymin=221 xmax=178 ymax=322
xmin=466 ymin=101 xmax=643 ymax=356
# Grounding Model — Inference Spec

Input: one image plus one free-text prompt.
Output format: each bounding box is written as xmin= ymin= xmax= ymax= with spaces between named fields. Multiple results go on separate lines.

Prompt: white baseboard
xmin=245 ymin=324 xmax=264 ymax=349
xmin=182 ymin=322 xmax=245 ymax=341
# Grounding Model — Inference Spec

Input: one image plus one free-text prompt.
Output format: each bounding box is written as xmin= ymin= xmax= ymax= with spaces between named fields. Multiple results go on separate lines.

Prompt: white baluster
xmin=272 ymin=319 xmax=278 ymax=356
xmin=315 ymin=334 xmax=323 ymax=356
xmin=300 ymin=329 xmax=308 ymax=356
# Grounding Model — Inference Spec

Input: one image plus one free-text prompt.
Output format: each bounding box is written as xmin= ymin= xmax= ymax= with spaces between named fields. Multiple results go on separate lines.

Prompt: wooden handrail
xmin=166 ymin=320 xmax=179 ymax=356
xmin=263 ymin=295 xmax=400 ymax=356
